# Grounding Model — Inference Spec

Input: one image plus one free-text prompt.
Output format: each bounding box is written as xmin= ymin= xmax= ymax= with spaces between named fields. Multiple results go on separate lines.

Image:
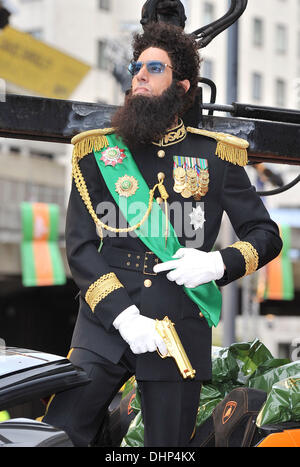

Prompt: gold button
xmin=144 ymin=279 xmax=152 ymax=288
xmin=126 ymin=262 xmax=131 ymax=266
xmin=156 ymin=197 xmax=162 ymax=204
xmin=157 ymin=172 xmax=165 ymax=182
xmin=199 ymin=312 xmax=204 ymax=318
xmin=157 ymin=150 xmax=165 ymax=158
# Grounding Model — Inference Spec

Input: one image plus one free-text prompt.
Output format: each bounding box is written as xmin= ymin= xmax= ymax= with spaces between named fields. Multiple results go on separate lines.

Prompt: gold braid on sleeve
xmin=85 ymin=273 xmax=124 ymax=312
xmin=229 ymin=241 xmax=259 ymax=276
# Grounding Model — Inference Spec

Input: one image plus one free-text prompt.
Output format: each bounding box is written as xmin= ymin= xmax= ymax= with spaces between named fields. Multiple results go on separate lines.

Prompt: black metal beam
xmin=0 ymin=94 xmax=115 ymax=144
xmin=201 ymin=115 xmax=300 ymax=166
xmin=0 ymin=94 xmax=299 ymax=165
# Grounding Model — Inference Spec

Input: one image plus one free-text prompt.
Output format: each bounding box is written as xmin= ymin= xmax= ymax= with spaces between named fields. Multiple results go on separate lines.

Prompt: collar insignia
xmin=153 ymin=119 xmax=187 ymax=147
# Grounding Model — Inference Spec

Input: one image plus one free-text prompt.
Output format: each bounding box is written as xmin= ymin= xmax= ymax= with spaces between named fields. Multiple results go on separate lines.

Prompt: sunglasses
xmin=128 ymin=60 xmax=174 ymax=76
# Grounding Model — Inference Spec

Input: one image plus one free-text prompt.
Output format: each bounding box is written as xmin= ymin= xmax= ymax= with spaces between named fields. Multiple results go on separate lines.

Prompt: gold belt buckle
xmin=143 ymin=251 xmax=158 ymax=276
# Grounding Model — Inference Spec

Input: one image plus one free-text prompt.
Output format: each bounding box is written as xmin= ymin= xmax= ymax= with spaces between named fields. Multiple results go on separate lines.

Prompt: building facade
xmin=8 ymin=0 xmax=300 ymax=107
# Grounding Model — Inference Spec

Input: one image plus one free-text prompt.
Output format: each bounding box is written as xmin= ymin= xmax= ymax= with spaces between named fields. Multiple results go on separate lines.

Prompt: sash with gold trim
xmin=93 ymin=133 xmax=222 ymax=327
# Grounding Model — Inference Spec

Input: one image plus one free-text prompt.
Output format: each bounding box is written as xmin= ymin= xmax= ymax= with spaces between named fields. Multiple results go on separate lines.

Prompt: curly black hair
xmin=131 ymin=22 xmax=201 ymax=114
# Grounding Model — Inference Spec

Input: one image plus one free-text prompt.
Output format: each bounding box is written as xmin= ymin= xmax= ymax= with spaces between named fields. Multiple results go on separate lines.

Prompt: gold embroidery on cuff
xmin=229 ymin=241 xmax=259 ymax=276
xmin=85 ymin=273 xmax=123 ymax=312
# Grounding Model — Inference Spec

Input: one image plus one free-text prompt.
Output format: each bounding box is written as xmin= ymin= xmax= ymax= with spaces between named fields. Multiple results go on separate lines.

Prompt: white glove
xmin=113 ymin=305 xmax=167 ymax=355
xmin=153 ymin=248 xmax=225 ymax=288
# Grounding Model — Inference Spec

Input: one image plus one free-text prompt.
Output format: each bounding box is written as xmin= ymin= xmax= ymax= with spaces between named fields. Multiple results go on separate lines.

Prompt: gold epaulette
xmin=71 ymin=128 xmax=114 ymax=232
xmin=71 ymin=128 xmax=114 ymax=161
xmin=186 ymin=127 xmax=249 ymax=167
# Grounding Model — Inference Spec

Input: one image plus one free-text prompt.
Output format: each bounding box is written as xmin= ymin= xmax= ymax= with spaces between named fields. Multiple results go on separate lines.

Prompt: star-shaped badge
xmin=115 ymin=175 xmax=139 ymax=198
xmin=189 ymin=205 xmax=206 ymax=230
xmin=101 ymin=146 xmax=126 ymax=167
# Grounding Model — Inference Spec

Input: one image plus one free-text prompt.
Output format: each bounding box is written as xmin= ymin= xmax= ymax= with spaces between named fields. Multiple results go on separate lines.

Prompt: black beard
xmin=111 ymin=81 xmax=185 ymax=147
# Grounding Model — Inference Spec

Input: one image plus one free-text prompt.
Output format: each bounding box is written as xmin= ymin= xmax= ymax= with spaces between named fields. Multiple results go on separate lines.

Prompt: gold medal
xmin=199 ymin=169 xmax=209 ymax=197
xmin=173 ymin=157 xmax=210 ymax=200
xmin=181 ymin=187 xmax=192 ymax=198
xmin=186 ymin=168 xmax=198 ymax=196
xmin=173 ymin=167 xmax=186 ymax=193
xmin=174 ymin=183 xmax=186 ymax=193
xmin=115 ymin=175 xmax=139 ymax=197
xmin=174 ymin=167 xmax=186 ymax=178
xmin=193 ymin=191 xmax=202 ymax=201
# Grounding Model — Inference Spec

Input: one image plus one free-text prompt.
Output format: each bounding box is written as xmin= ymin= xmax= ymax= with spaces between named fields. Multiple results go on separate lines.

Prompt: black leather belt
xmin=102 ymin=246 xmax=160 ymax=276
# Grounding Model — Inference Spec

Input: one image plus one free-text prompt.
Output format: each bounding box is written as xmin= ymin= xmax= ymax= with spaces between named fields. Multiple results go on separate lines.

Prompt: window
xmin=294 ymin=78 xmax=300 ymax=110
xmin=202 ymin=59 xmax=214 ymax=80
xmin=9 ymin=146 xmax=21 ymax=154
xmin=275 ymin=24 xmax=287 ymax=54
xmin=275 ymin=79 xmax=286 ymax=106
xmin=99 ymin=0 xmax=110 ymax=11
xmin=253 ymin=18 xmax=263 ymax=47
xmin=203 ymin=2 xmax=214 ymax=24
xmin=0 ymin=78 xmax=5 ymax=103
xmin=30 ymin=150 xmax=54 ymax=160
xmin=252 ymin=73 xmax=263 ymax=101
xmin=0 ymin=179 xmax=64 ymax=207
xmin=97 ymin=40 xmax=108 ymax=70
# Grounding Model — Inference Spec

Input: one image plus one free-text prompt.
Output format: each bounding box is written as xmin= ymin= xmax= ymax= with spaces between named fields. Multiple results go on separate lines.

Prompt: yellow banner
xmin=0 ymin=27 xmax=91 ymax=99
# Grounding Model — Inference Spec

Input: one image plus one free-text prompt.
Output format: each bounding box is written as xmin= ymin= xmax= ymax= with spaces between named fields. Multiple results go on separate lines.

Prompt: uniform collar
xmin=152 ymin=119 xmax=187 ymax=147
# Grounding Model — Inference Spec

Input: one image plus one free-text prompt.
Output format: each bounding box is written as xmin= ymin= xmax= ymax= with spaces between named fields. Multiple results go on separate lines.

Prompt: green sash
xmin=94 ymin=133 xmax=222 ymax=327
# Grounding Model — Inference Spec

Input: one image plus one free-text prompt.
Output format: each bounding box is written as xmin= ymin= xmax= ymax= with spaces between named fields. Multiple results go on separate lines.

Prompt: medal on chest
xmin=115 ymin=175 xmax=139 ymax=197
xmin=189 ymin=204 xmax=206 ymax=231
xmin=173 ymin=156 xmax=209 ymax=200
xmin=101 ymin=146 xmax=126 ymax=167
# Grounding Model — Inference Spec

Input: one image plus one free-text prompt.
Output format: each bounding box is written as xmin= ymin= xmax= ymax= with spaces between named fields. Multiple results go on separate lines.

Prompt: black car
xmin=0 ymin=347 xmax=90 ymax=447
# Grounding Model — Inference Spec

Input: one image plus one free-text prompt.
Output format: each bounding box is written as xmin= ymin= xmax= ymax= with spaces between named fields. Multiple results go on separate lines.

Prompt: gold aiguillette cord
xmin=157 ymin=173 xmax=170 ymax=248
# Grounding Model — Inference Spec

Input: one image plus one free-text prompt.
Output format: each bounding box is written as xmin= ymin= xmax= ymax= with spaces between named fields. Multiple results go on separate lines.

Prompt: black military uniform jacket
xmin=67 ymin=121 xmax=282 ymax=381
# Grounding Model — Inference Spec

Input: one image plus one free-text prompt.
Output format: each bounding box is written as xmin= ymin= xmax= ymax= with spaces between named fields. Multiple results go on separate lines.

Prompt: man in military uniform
xmin=43 ymin=23 xmax=282 ymax=447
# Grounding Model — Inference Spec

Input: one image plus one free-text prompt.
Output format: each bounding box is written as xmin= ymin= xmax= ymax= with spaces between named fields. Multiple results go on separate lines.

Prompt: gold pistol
xmin=155 ymin=316 xmax=196 ymax=380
